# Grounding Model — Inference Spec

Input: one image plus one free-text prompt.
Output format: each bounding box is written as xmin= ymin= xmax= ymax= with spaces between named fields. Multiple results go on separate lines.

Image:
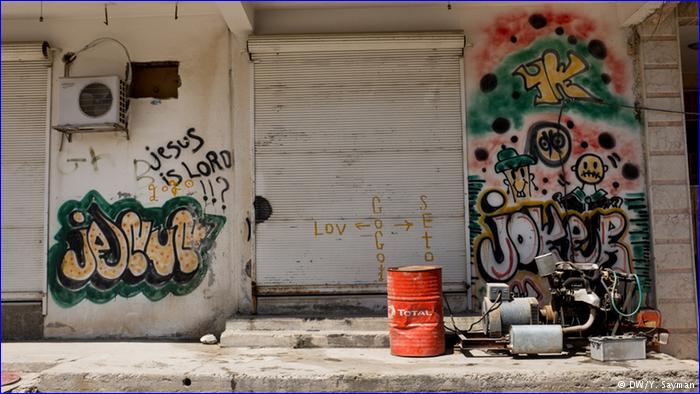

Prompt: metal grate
xmin=78 ymin=82 xmax=113 ymax=117
xmin=530 ymin=302 xmax=540 ymax=324
xmin=119 ymin=79 xmax=129 ymax=124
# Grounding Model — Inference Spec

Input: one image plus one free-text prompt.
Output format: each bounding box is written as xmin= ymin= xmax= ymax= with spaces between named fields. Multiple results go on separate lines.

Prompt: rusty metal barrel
xmin=387 ymin=265 xmax=445 ymax=357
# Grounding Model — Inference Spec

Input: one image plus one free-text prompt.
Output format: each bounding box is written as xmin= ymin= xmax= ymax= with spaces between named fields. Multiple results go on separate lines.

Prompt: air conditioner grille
xmin=79 ymin=82 xmax=113 ymax=117
xmin=119 ymin=80 xmax=129 ymax=124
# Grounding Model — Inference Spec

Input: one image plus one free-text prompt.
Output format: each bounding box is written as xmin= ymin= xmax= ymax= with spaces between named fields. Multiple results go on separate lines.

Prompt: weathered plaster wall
xmin=2 ymin=14 xmax=236 ymax=338
xmin=229 ymin=34 xmax=255 ymax=314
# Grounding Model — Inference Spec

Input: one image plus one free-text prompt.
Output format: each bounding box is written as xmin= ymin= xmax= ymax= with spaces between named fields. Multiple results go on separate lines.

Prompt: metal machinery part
xmin=589 ymin=335 xmax=646 ymax=361
xmin=534 ymin=253 xmax=557 ymax=277
xmin=509 ymin=325 xmax=563 ymax=355
xmin=483 ymin=296 xmax=539 ymax=337
xmin=485 ymin=282 xmax=510 ymax=302
xmin=457 ymin=253 xmax=665 ymax=359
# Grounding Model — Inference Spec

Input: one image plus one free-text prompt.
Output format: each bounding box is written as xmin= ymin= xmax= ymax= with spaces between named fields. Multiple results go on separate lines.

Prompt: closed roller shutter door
xmin=1 ymin=42 xmax=51 ymax=300
xmin=251 ymin=33 xmax=468 ymax=298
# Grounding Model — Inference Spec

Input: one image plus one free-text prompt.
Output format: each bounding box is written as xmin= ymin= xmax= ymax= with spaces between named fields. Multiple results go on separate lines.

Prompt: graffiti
xmin=467 ymin=11 xmax=650 ymax=306
xmin=372 ymin=196 xmax=385 ymax=281
xmin=572 ymin=153 xmax=607 ymax=187
xmin=551 ymin=153 xmax=624 ymax=212
xmin=420 ymin=195 xmax=434 ymax=263
xmin=148 ymin=179 xmax=196 ymax=201
xmin=513 ymin=49 xmax=597 ymax=105
xmin=623 ymin=193 xmax=652 ymax=294
xmin=468 ymin=13 xmax=638 ymax=137
xmin=494 ymin=146 xmax=538 ymax=202
xmin=59 ymin=147 xmax=109 ymax=174
xmin=134 ymin=128 xmax=232 ymax=209
xmin=88 ymin=147 xmax=105 ymax=171
xmin=510 ymin=271 xmax=545 ymax=302
xmin=48 ymin=190 xmax=225 ymax=307
xmin=525 ymin=121 xmax=572 ymax=167
xmin=142 ymin=127 xmax=204 ymax=170
xmin=475 ymin=189 xmax=631 ymax=283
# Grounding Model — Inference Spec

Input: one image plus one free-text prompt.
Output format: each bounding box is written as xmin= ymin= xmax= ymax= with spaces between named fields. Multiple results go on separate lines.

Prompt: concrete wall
xmin=2 ymin=13 xmax=237 ymax=338
xmin=637 ymin=5 xmax=698 ymax=360
xmin=229 ymin=34 xmax=255 ymax=315
xmin=1 ymin=303 xmax=43 ymax=340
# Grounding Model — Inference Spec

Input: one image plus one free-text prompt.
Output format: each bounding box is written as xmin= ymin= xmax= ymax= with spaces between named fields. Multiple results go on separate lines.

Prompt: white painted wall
xmin=229 ymin=34 xmax=255 ymax=314
xmin=2 ymin=13 xmax=237 ymax=338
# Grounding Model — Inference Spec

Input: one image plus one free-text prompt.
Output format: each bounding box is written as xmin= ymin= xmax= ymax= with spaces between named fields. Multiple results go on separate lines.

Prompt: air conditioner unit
xmin=54 ymin=75 xmax=128 ymax=132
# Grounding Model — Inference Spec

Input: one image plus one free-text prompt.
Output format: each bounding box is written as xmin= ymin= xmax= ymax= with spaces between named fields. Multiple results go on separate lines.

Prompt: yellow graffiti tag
xmin=60 ymin=208 xmax=210 ymax=284
xmin=513 ymin=49 xmax=596 ymax=105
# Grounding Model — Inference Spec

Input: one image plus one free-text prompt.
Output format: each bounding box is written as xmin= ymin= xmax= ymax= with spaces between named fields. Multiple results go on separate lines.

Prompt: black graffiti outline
xmin=512 ymin=49 xmax=598 ymax=107
xmin=525 ymin=121 xmax=572 ymax=167
xmin=475 ymin=189 xmax=631 ymax=282
xmin=57 ymin=203 xmax=217 ymax=291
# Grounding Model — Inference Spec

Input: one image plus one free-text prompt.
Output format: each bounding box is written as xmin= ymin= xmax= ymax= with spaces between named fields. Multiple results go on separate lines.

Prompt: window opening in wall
xmin=129 ymin=61 xmax=180 ymax=99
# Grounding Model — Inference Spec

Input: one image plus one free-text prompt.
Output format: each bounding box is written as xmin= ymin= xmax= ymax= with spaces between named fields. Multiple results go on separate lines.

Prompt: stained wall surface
xmin=2 ymin=13 xmax=236 ymax=338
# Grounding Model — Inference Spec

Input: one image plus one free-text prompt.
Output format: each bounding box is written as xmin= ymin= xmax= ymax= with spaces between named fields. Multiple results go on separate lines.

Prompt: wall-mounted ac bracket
xmin=54 ymin=122 xmax=129 ymax=151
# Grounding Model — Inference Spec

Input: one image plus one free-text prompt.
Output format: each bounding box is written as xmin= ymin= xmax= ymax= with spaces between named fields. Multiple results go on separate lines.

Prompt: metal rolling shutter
xmin=1 ymin=42 xmax=52 ymax=300
xmin=250 ymin=33 xmax=467 ymax=296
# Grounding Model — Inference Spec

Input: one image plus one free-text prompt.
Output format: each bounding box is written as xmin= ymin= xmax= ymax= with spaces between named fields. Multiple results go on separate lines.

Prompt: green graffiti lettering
xmin=48 ymin=191 xmax=225 ymax=307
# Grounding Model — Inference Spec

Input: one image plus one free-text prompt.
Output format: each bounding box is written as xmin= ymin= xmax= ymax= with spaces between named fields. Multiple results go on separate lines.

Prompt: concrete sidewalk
xmin=1 ymin=342 xmax=698 ymax=392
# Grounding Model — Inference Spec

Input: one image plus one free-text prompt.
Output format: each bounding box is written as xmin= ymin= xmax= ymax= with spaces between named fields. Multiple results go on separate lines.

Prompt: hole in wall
xmin=130 ymin=61 xmax=180 ymax=99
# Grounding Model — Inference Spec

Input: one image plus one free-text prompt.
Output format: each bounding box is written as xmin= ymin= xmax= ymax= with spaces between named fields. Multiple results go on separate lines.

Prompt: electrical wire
xmin=70 ymin=37 xmax=133 ymax=82
xmin=442 ymin=293 xmax=461 ymax=335
xmin=554 ymin=98 xmax=576 ymax=262
xmin=609 ymin=270 xmax=644 ymax=317
xmin=569 ymin=96 xmax=699 ymax=116
xmin=599 ymin=275 xmax=614 ymax=312
xmin=466 ymin=292 xmax=502 ymax=333
xmin=443 ymin=291 xmax=502 ymax=335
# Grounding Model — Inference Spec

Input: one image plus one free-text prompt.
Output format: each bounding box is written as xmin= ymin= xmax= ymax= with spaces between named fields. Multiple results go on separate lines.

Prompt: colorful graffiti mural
xmin=467 ymin=11 xmax=651 ymax=305
xmin=48 ymin=191 xmax=225 ymax=307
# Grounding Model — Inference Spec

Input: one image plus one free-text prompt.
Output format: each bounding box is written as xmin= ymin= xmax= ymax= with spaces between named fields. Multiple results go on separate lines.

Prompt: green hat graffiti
xmin=494 ymin=146 xmax=536 ymax=173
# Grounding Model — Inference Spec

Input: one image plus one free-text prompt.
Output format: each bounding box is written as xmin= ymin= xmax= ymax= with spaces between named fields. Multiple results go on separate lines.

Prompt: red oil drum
xmin=387 ymin=265 xmax=445 ymax=357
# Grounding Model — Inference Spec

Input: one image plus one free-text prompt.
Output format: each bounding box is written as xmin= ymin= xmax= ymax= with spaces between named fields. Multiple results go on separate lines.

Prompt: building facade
xmin=1 ymin=1 xmax=697 ymax=359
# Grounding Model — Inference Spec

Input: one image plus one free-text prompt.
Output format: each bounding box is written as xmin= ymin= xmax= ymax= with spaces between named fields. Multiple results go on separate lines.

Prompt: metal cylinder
xmin=501 ymin=297 xmax=539 ymax=328
xmin=509 ymin=325 xmax=563 ymax=355
xmin=387 ymin=265 xmax=444 ymax=357
xmin=485 ymin=296 xmax=539 ymax=336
